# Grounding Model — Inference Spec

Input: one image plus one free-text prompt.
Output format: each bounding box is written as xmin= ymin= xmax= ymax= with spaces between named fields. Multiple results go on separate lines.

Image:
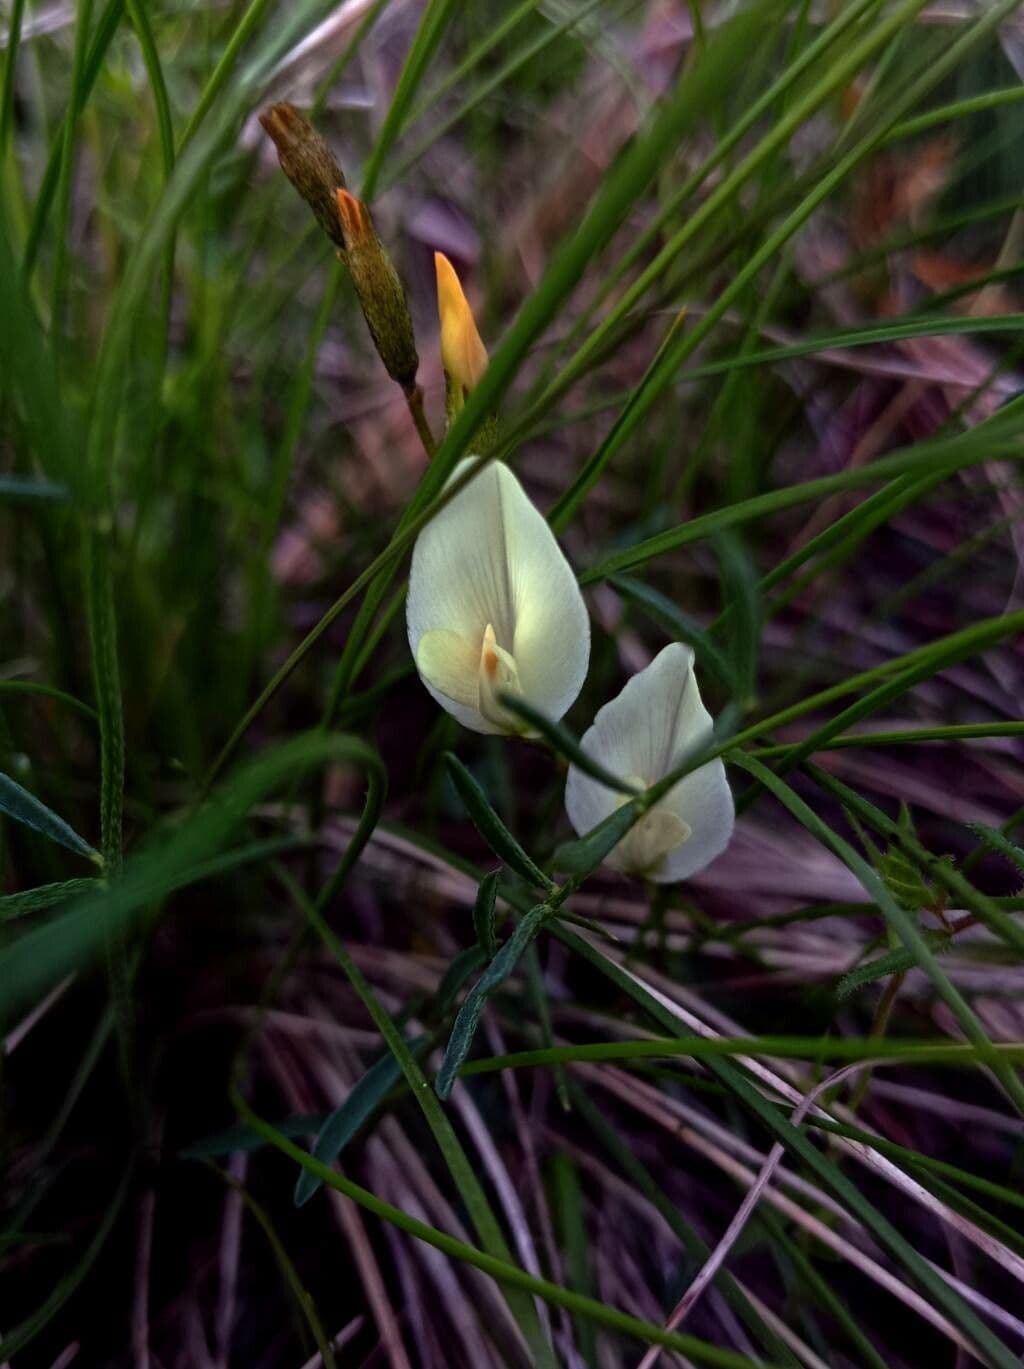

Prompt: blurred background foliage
xmin=3 ymin=1 xmax=1024 ymax=1365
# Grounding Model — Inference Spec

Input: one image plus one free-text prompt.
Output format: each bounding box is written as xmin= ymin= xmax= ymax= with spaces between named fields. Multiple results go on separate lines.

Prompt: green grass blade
xmin=294 ymin=1040 xmax=423 ymax=1206
xmin=444 ymin=752 xmax=555 ymax=889
xmin=553 ymin=924 xmax=1022 ymax=1369
xmin=359 ymin=0 xmax=460 ymax=199
xmin=233 ymin=1092 xmax=778 ymax=1369
xmin=497 ymin=695 xmax=639 ymax=797
xmin=435 ymin=903 xmax=549 ymax=1100
xmin=473 ymin=868 xmax=501 ymax=957
xmin=734 ymin=753 xmax=1024 ymax=1118
xmin=0 ymin=771 xmax=98 ymax=861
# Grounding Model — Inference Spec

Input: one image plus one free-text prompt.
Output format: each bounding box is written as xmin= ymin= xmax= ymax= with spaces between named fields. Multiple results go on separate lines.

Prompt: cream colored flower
xmin=565 ymin=643 xmax=734 ymax=882
xmin=407 ymin=458 xmax=590 ymax=735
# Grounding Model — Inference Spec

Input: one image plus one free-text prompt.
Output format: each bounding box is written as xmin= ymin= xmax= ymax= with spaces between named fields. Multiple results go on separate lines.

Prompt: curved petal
xmin=416 ymin=630 xmax=479 ymax=708
xmin=407 ymin=459 xmax=589 ymax=733
xmin=656 ymin=755 xmax=734 ymax=882
xmin=564 ymin=643 xmax=734 ymax=882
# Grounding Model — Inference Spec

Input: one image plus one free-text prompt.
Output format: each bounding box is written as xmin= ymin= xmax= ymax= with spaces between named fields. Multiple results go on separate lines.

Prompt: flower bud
xmin=336 ymin=189 xmax=419 ymax=393
xmin=259 ymin=103 xmax=347 ymax=251
xmin=434 ymin=252 xmax=488 ymax=416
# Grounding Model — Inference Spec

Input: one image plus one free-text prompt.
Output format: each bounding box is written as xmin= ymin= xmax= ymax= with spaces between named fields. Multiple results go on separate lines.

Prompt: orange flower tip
xmin=336 ymin=188 xmax=372 ymax=241
xmin=435 ymin=252 xmax=488 ymax=393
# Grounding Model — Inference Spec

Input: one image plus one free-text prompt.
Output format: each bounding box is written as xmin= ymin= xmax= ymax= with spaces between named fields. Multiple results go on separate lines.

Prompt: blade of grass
xmin=0 ymin=771 xmax=98 ymax=861
xmin=579 ymin=411 xmax=1024 ymax=583
xmin=734 ymin=753 xmax=1024 ymax=1118
xmin=552 ymin=924 xmax=1022 ymax=1369
xmin=209 ymin=1165 xmax=338 ymax=1369
xmin=232 ymin=1090 xmax=780 ymax=1369
xmin=0 ymin=733 xmax=379 ymax=1020
xmin=752 ymin=723 xmax=1024 ymax=757
xmin=50 ymin=0 xmax=95 ymax=335
xmin=0 ymin=680 xmax=97 ymax=721
xmin=273 ymin=874 xmax=556 ymax=1367
xmin=496 ymin=696 xmax=640 ymax=798
xmin=359 ymin=0 xmax=460 ymax=199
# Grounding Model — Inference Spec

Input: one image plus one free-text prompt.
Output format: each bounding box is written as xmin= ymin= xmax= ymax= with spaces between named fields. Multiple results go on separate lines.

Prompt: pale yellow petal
xmin=416 ymin=630 xmax=479 ymax=708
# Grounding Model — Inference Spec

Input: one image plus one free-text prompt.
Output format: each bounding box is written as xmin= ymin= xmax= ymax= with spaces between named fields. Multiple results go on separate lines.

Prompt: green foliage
xmin=3 ymin=0 xmax=1024 ymax=1363
xmin=0 ymin=772 xmax=98 ymax=862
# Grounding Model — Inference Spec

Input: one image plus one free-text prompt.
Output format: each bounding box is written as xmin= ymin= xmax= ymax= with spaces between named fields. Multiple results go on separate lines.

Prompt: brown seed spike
xmin=259 ymin=103 xmax=347 ymax=251
xmin=334 ymin=189 xmax=419 ymax=393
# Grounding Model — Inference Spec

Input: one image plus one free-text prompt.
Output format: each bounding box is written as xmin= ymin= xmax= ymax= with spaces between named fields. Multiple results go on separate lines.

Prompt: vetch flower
xmin=435 ymin=252 xmax=488 ymax=414
xmin=564 ymin=643 xmax=734 ymax=882
xmin=407 ymin=458 xmax=589 ymax=735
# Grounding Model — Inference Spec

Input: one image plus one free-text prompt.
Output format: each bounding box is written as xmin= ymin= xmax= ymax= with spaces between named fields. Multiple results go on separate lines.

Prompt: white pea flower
xmin=565 ymin=643 xmax=734 ymax=882
xmin=407 ymin=458 xmax=590 ymax=735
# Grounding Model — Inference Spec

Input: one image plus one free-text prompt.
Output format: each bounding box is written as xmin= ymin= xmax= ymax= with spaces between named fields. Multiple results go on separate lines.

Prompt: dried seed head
xmin=259 ymin=103 xmax=347 ymax=250
xmin=336 ymin=189 xmax=419 ymax=392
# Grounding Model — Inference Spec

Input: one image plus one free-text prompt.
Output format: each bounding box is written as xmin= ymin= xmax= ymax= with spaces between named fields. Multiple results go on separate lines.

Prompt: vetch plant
xmin=565 ymin=643 xmax=735 ymax=882
xmin=6 ymin=5 xmax=1024 ymax=1365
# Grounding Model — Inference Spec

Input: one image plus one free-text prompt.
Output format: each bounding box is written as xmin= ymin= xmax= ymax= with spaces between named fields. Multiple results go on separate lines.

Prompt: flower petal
xmin=407 ymin=459 xmax=590 ymax=734
xmin=565 ymin=642 xmax=734 ymax=882
xmin=435 ymin=252 xmax=488 ymax=396
xmin=416 ymin=629 xmax=479 ymax=708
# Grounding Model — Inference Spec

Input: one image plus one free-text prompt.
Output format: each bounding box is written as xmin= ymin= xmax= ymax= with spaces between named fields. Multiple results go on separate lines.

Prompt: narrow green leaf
xmin=837 ymin=935 xmax=952 ymax=1000
xmin=0 ymin=476 xmax=69 ymax=502
xmin=0 ymin=734 xmax=381 ymax=1022
xmin=0 ymin=878 xmax=100 ymax=921
xmin=435 ymin=944 xmax=488 ymax=1014
xmin=22 ymin=0 xmax=124 ymax=278
xmin=736 ymin=753 xmax=1024 ymax=1118
xmin=0 ymin=206 xmax=82 ymax=496
xmin=552 ymin=800 xmax=643 ymax=877
xmin=497 ymin=694 xmax=639 ymax=796
xmin=0 ymin=771 xmax=98 ymax=861
xmin=552 ymin=925 xmax=1022 ymax=1369
xmin=610 ymin=573 xmax=737 ymax=692
xmin=282 ymin=883 xmax=554 ymax=1363
xmin=553 ymin=1153 xmax=598 ymax=1366
xmin=182 ymin=1113 xmax=328 ymax=1160
xmin=444 ymin=752 xmax=554 ymax=890
xmin=580 ymin=414 xmax=1024 ymax=585
xmin=0 ymin=680 xmax=98 ymax=720
xmin=359 ymin=0 xmax=460 ymax=199
xmin=473 ymin=869 xmax=501 ymax=957
xmin=295 ymin=1038 xmax=429 ymax=1207
xmin=714 ymin=532 xmax=761 ymax=705
xmin=212 ymin=1169 xmax=338 ymax=1369
xmin=237 ymin=1094 xmax=780 ymax=1369
xmin=436 ymin=903 xmax=549 ymax=1100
